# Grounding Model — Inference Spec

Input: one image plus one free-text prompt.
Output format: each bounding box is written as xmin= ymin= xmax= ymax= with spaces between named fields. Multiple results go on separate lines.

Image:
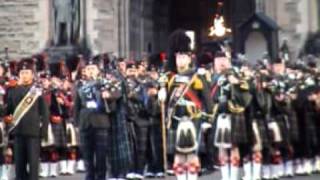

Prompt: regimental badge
xmin=25 ymin=97 xmax=33 ymax=104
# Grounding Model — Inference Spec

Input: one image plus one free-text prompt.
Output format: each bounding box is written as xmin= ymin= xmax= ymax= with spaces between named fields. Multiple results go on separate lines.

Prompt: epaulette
xmin=192 ymin=75 xmax=204 ymax=90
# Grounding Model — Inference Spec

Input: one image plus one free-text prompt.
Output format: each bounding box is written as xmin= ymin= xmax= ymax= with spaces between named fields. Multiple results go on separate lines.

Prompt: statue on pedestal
xmin=53 ymin=0 xmax=80 ymax=46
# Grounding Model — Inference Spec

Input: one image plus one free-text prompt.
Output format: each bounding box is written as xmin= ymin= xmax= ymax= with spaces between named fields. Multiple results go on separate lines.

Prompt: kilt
xmin=51 ymin=122 xmax=67 ymax=148
xmin=255 ymin=118 xmax=270 ymax=147
xmin=212 ymin=113 xmax=249 ymax=147
xmin=198 ymin=127 xmax=210 ymax=154
xmin=274 ymin=115 xmax=287 ymax=144
xmin=109 ymin=108 xmax=132 ymax=177
xmin=303 ymin=112 xmax=318 ymax=151
xmin=288 ymin=112 xmax=300 ymax=143
xmin=231 ymin=113 xmax=249 ymax=145
xmin=167 ymin=117 xmax=203 ymax=154
xmin=214 ymin=114 xmax=232 ymax=149
xmin=315 ymin=112 xmax=320 ymax=153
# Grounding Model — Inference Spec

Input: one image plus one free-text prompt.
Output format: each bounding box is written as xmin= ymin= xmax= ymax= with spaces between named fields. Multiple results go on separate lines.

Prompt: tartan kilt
xmin=51 ymin=122 xmax=67 ymax=148
xmin=167 ymin=118 xmax=205 ymax=154
xmin=109 ymin=111 xmax=132 ymax=176
xmin=275 ymin=115 xmax=291 ymax=145
xmin=255 ymin=118 xmax=270 ymax=146
xmin=315 ymin=112 xmax=320 ymax=148
xmin=198 ymin=127 xmax=212 ymax=154
xmin=304 ymin=112 xmax=318 ymax=147
xmin=231 ymin=113 xmax=249 ymax=145
xmin=288 ymin=112 xmax=300 ymax=143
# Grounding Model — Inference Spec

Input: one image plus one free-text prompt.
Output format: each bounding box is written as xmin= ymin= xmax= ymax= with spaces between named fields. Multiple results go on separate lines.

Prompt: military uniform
xmin=108 ymin=72 xmax=131 ymax=179
xmin=74 ymin=76 xmax=121 ymax=180
xmin=145 ymin=81 xmax=164 ymax=177
xmin=50 ymin=85 xmax=75 ymax=175
xmin=5 ymin=60 xmax=49 ymax=180
xmin=125 ymin=76 xmax=150 ymax=178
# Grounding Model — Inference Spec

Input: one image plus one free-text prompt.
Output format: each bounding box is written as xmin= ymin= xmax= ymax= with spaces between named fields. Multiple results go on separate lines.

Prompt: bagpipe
xmin=99 ymin=73 xmax=122 ymax=113
xmin=213 ymin=68 xmax=253 ymax=148
xmin=126 ymin=77 xmax=142 ymax=99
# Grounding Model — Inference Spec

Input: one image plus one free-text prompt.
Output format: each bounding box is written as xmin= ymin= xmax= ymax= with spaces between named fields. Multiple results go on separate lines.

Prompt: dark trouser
xmin=14 ymin=136 xmax=40 ymax=180
xmin=80 ymin=128 xmax=109 ymax=180
xmin=147 ymin=123 xmax=164 ymax=173
xmin=132 ymin=125 xmax=148 ymax=174
xmin=136 ymin=126 xmax=148 ymax=174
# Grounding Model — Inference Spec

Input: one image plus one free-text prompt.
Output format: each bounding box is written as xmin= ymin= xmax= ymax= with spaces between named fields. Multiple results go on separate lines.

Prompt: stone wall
xmin=0 ymin=0 xmax=49 ymax=59
xmin=0 ymin=0 xmax=170 ymax=60
xmin=86 ymin=0 xmax=118 ymax=55
xmin=264 ymin=0 xmax=320 ymax=59
xmin=128 ymin=0 xmax=169 ymax=60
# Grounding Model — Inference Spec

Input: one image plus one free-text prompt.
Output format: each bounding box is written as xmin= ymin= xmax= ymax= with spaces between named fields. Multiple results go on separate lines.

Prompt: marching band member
xmin=125 ymin=61 xmax=150 ymax=180
xmin=38 ymin=71 xmax=53 ymax=178
xmin=145 ymin=66 xmax=165 ymax=178
xmin=74 ymin=57 xmax=121 ymax=180
xmin=0 ymin=63 xmax=11 ymax=180
xmin=210 ymin=52 xmax=252 ymax=180
xmin=49 ymin=75 xmax=71 ymax=176
xmin=73 ymin=64 xmax=86 ymax=173
xmin=159 ymin=30 xmax=212 ymax=180
xmin=5 ymin=58 xmax=49 ymax=180
xmin=295 ymin=62 xmax=319 ymax=175
xmin=108 ymin=59 xmax=131 ymax=180
xmin=249 ymin=63 xmax=273 ymax=180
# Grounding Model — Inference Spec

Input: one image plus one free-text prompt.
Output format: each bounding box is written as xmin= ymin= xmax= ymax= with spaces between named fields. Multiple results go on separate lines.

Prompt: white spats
xmin=39 ymin=163 xmax=49 ymax=178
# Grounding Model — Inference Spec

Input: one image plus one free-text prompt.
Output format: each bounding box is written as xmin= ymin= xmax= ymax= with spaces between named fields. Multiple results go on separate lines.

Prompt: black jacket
xmin=74 ymin=80 xmax=121 ymax=130
xmin=6 ymin=85 xmax=49 ymax=137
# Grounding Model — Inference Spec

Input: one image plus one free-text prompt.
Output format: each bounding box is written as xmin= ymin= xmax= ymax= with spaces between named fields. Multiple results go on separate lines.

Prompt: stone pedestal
xmin=46 ymin=46 xmax=82 ymax=63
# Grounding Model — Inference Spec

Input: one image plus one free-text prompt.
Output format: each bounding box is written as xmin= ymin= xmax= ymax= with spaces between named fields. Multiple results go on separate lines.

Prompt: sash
xmin=167 ymin=74 xmax=197 ymax=128
xmin=8 ymin=86 xmax=42 ymax=133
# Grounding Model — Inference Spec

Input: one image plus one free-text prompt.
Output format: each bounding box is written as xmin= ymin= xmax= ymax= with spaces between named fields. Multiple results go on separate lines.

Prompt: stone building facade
xmin=0 ymin=0 xmax=50 ymax=58
xmin=0 ymin=0 xmax=318 ymax=60
xmin=263 ymin=0 xmax=320 ymax=59
xmin=0 ymin=0 xmax=170 ymax=60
